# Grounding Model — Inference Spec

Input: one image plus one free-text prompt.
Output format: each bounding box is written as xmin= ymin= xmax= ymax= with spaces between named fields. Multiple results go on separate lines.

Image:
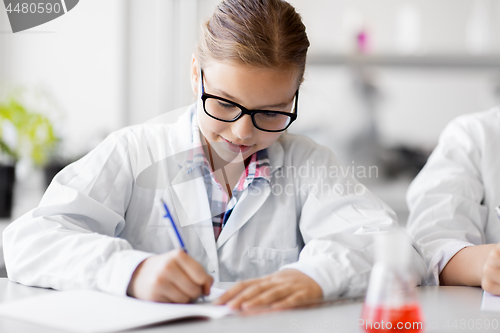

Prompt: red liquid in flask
xmin=361 ymin=303 xmax=424 ymax=333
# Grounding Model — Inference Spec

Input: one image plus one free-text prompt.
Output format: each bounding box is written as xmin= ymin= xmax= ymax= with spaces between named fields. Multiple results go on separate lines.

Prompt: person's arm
xmin=3 ymin=130 xmax=147 ymax=295
xmin=442 ymin=243 xmax=500 ymax=296
xmin=3 ymin=127 xmax=213 ymax=303
xmin=406 ymin=115 xmax=489 ymax=286
xmin=440 ymin=244 xmax=496 ymax=286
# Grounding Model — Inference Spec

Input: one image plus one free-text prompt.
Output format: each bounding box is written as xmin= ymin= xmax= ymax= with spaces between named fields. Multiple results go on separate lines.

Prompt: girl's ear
xmin=190 ymin=54 xmax=199 ymax=97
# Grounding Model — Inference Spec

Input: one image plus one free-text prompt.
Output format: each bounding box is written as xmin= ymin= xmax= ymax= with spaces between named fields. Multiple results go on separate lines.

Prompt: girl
xmin=3 ymin=0 xmax=425 ymax=309
xmin=407 ymin=107 xmax=500 ymax=295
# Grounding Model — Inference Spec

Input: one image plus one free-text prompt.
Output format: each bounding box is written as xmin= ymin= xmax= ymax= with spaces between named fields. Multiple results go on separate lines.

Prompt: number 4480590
xmin=5 ymin=3 xmax=61 ymax=14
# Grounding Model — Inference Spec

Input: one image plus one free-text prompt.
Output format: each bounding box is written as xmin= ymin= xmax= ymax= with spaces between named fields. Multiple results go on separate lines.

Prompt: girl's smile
xmin=220 ymin=136 xmax=253 ymax=154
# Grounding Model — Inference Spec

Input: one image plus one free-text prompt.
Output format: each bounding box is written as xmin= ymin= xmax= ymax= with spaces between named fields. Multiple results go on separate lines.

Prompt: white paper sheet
xmin=197 ymin=287 xmax=227 ymax=303
xmin=0 ymin=288 xmax=233 ymax=333
xmin=481 ymin=291 xmax=500 ymax=312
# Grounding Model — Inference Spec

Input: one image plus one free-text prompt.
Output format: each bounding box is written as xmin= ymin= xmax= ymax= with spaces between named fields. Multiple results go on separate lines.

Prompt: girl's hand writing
xmin=127 ymin=250 xmax=213 ymax=303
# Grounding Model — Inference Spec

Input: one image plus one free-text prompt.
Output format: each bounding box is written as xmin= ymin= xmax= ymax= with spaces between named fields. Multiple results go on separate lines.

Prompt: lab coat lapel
xmin=216 ymin=139 xmax=284 ymax=249
xmin=166 ymin=104 xmax=213 ymax=227
xmin=191 ymin=218 xmax=219 ymax=278
xmin=216 ymin=183 xmax=270 ymax=249
xmin=169 ymin=171 xmax=219 ymax=275
xmin=165 ymin=105 xmax=219 ymax=274
xmin=166 ymin=106 xmax=213 ymax=226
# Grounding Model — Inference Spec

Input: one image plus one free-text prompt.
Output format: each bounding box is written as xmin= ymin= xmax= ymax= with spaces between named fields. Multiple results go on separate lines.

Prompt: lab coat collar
xmin=216 ymin=182 xmax=271 ymax=249
xmin=161 ymin=105 xmax=218 ymax=274
xmin=267 ymin=136 xmax=284 ymax=175
xmin=169 ymin=104 xmax=198 ymax=168
xmin=167 ymin=165 xmax=221 ymax=279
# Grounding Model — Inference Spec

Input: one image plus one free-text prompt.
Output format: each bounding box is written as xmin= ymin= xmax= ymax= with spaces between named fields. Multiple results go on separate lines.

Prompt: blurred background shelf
xmin=307 ymin=54 xmax=500 ymax=68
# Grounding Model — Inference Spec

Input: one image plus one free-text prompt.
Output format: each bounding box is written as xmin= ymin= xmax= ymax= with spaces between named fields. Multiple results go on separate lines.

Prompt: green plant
xmin=0 ymin=95 xmax=59 ymax=166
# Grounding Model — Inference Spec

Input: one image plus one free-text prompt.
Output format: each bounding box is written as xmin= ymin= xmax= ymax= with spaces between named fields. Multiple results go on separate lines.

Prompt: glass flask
xmin=361 ymin=233 xmax=424 ymax=333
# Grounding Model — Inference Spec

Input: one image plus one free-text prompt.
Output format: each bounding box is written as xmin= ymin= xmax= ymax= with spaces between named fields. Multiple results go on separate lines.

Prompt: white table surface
xmin=0 ymin=278 xmax=500 ymax=333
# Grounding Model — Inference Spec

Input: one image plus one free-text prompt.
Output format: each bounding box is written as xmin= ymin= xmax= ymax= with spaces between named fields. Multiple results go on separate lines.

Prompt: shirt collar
xmin=235 ymin=148 xmax=271 ymax=191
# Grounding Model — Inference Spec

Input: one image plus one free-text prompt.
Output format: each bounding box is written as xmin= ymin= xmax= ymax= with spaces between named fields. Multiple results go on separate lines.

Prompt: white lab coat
xmin=3 ymin=104 xmax=425 ymax=298
xmin=407 ymin=107 xmax=500 ymax=285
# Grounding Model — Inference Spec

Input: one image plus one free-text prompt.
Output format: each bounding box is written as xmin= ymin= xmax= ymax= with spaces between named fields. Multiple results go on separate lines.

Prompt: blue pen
xmin=160 ymin=198 xmax=207 ymax=302
xmin=160 ymin=198 xmax=187 ymax=253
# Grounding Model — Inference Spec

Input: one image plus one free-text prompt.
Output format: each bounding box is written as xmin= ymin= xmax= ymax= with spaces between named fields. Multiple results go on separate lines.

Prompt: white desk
xmin=0 ymin=278 xmax=499 ymax=333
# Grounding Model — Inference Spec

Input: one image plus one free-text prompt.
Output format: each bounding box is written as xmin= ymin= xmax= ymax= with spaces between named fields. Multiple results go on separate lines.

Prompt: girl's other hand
xmin=214 ymin=269 xmax=323 ymax=310
xmin=127 ymin=250 xmax=213 ymax=303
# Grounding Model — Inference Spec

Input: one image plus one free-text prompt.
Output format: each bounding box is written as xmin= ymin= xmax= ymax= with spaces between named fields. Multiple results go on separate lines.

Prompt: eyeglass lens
xmin=203 ymin=97 xmax=293 ymax=131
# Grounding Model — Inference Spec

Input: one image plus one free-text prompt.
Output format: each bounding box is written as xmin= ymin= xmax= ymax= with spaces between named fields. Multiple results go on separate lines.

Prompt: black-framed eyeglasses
xmin=200 ymin=70 xmax=298 ymax=132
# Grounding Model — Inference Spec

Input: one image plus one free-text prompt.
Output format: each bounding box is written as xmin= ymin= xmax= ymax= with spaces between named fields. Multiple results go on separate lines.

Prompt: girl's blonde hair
xmin=196 ymin=0 xmax=310 ymax=84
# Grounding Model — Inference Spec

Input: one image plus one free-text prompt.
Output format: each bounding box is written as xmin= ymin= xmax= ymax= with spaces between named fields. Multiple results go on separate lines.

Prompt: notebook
xmin=0 ymin=288 xmax=233 ymax=333
xmin=481 ymin=291 xmax=500 ymax=312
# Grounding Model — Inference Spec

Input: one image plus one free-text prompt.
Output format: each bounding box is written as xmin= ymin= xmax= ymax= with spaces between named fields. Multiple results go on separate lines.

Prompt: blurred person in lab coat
xmin=3 ymin=0 xmax=425 ymax=309
xmin=407 ymin=107 xmax=500 ymax=295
